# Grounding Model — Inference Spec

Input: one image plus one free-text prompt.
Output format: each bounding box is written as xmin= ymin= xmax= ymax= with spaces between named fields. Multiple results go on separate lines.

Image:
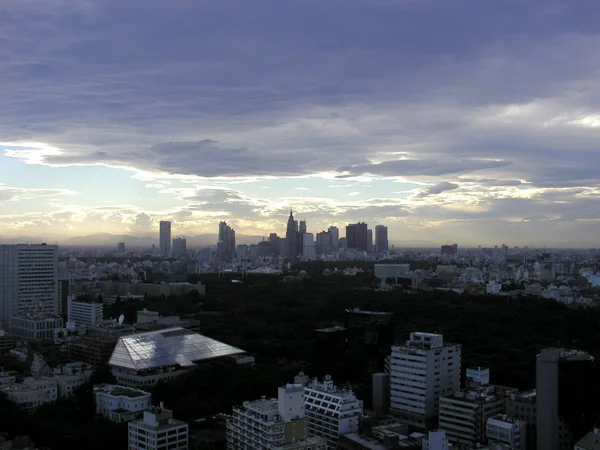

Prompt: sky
xmin=2 ymin=0 xmax=600 ymax=247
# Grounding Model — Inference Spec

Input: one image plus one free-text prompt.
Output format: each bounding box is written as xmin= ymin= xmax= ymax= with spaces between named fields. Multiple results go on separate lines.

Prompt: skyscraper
xmin=346 ymin=223 xmax=368 ymax=251
xmin=316 ymin=231 xmax=332 ymax=255
xmin=159 ymin=221 xmax=172 ymax=256
xmin=0 ymin=244 xmax=59 ymax=329
xmin=328 ymin=226 xmax=339 ymax=250
xmin=172 ymin=237 xmax=187 ymax=256
xmin=299 ymin=220 xmax=307 ymax=234
xmin=367 ymin=229 xmax=373 ymax=253
xmin=217 ymin=221 xmax=236 ymax=263
xmin=536 ymin=348 xmax=595 ymax=450
xmin=375 ymin=225 xmax=389 ymax=253
xmin=286 ymin=209 xmax=299 ymax=260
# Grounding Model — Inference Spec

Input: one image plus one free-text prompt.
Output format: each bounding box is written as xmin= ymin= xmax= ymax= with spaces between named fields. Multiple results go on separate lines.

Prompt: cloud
xmin=0 ymin=185 xmax=73 ymax=202
xmin=2 ymin=0 xmax=600 ymax=244
xmin=416 ymin=182 xmax=460 ymax=198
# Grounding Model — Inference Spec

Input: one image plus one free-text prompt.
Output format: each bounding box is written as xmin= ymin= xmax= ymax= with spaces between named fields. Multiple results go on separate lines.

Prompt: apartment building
xmin=95 ymin=384 xmax=151 ymax=423
xmin=388 ymin=332 xmax=461 ymax=430
xmin=128 ymin=404 xmax=188 ymax=450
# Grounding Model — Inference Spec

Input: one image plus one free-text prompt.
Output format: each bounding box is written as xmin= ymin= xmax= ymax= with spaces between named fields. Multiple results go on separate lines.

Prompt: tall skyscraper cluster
xmin=157 ymin=221 xmax=187 ymax=257
xmin=220 ymin=211 xmax=389 ymax=263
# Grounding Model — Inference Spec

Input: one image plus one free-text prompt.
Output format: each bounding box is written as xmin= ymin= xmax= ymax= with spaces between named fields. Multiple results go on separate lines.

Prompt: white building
xmin=438 ymin=368 xmax=516 ymax=446
xmin=227 ymin=384 xmax=327 ymax=449
xmin=304 ymin=375 xmax=363 ymax=449
xmin=11 ymin=314 xmax=63 ymax=340
xmin=0 ymin=377 xmax=58 ymax=410
xmin=388 ymin=332 xmax=461 ymax=430
xmin=95 ymin=384 xmax=152 ymax=423
xmin=128 ymin=403 xmax=188 ymax=450
xmin=422 ymin=430 xmax=452 ymax=450
xmin=0 ymin=244 xmax=59 ymax=330
xmin=374 ymin=264 xmax=411 ymax=282
xmin=54 ymin=362 xmax=93 ymax=398
xmin=302 ymin=233 xmax=317 ymax=261
xmin=486 ymin=415 xmax=526 ymax=450
xmin=67 ymin=296 xmax=103 ymax=327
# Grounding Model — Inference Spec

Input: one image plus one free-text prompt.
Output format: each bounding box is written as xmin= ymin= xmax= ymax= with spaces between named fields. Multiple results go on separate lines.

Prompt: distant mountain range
xmin=0 ymin=232 xmax=265 ymax=248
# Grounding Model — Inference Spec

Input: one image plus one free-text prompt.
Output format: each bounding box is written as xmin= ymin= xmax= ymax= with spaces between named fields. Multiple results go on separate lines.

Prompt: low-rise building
xmin=0 ymin=377 xmax=58 ymax=410
xmin=11 ymin=314 xmax=63 ymax=340
xmin=67 ymin=296 xmax=103 ymax=327
xmin=109 ymin=327 xmax=245 ymax=387
xmin=505 ymin=390 xmax=536 ymax=450
xmin=226 ymin=384 xmax=327 ymax=449
xmin=128 ymin=403 xmax=188 ymax=450
xmin=304 ymin=375 xmax=363 ymax=449
xmin=575 ymin=429 xmax=600 ymax=450
xmin=0 ymin=330 xmax=14 ymax=353
xmin=486 ymin=414 xmax=526 ymax=449
xmin=95 ymin=384 xmax=152 ymax=423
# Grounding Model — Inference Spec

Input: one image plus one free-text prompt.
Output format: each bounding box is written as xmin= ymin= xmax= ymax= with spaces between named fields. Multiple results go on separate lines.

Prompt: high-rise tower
xmin=0 ymin=244 xmax=59 ymax=329
xmin=217 ymin=222 xmax=236 ymax=263
xmin=346 ymin=223 xmax=368 ymax=251
xmin=286 ymin=209 xmax=299 ymax=260
xmin=375 ymin=225 xmax=389 ymax=253
xmin=159 ymin=221 xmax=172 ymax=256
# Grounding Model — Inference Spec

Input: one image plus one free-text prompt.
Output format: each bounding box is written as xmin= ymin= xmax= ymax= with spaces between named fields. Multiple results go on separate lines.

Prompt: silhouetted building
xmin=299 ymin=220 xmax=307 ymax=234
xmin=217 ymin=221 xmax=236 ymax=263
xmin=441 ymin=244 xmax=458 ymax=255
xmin=117 ymin=242 xmax=125 ymax=253
xmin=536 ymin=348 xmax=595 ymax=450
xmin=172 ymin=237 xmax=187 ymax=256
xmin=159 ymin=221 xmax=172 ymax=256
xmin=286 ymin=209 xmax=300 ymax=261
xmin=346 ymin=223 xmax=368 ymax=251
xmin=367 ymin=229 xmax=373 ymax=254
xmin=328 ymin=226 xmax=340 ymax=250
xmin=316 ymin=231 xmax=332 ymax=255
xmin=375 ymin=225 xmax=389 ymax=253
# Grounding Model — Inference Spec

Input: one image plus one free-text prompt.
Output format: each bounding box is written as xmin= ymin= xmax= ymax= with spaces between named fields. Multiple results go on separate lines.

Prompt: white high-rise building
xmin=304 ymin=375 xmax=363 ymax=449
xmin=0 ymin=244 xmax=59 ymax=330
xmin=226 ymin=383 xmax=326 ymax=450
xmin=328 ymin=226 xmax=339 ymax=250
xmin=67 ymin=295 xmax=103 ymax=327
xmin=302 ymin=233 xmax=316 ymax=261
xmin=388 ymin=332 xmax=461 ymax=430
xmin=128 ymin=403 xmax=188 ymax=450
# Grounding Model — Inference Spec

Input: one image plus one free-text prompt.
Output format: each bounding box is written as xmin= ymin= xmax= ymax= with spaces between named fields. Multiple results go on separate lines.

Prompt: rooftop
xmin=109 ymin=327 xmax=245 ymax=371
xmin=94 ymin=383 xmax=150 ymax=398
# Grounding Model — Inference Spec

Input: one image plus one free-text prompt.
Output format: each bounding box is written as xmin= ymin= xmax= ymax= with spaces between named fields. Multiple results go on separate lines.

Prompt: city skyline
xmin=2 ymin=1 xmax=600 ymax=247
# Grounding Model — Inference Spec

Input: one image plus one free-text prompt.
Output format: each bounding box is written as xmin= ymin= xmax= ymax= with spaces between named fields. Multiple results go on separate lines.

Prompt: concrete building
xmin=226 ymin=384 xmax=327 ymax=449
xmin=0 ymin=330 xmax=14 ymax=354
xmin=118 ymin=242 xmax=126 ymax=253
xmin=316 ymin=231 xmax=332 ymax=255
xmin=536 ymin=348 xmax=595 ymax=450
xmin=285 ymin=209 xmax=300 ymax=261
xmin=374 ymin=264 xmax=411 ymax=283
xmin=367 ymin=229 xmax=374 ymax=254
xmin=374 ymin=225 xmax=389 ymax=254
xmin=304 ymin=375 xmax=363 ymax=449
xmin=486 ymin=415 xmax=526 ymax=449
xmin=11 ymin=314 xmax=63 ymax=340
xmin=128 ymin=403 xmax=188 ymax=450
xmin=0 ymin=244 xmax=59 ymax=330
xmin=95 ymin=384 xmax=152 ymax=423
xmin=388 ymin=332 xmax=461 ymax=431
xmin=54 ymin=362 xmax=93 ymax=398
xmin=159 ymin=221 xmax=172 ymax=256
xmin=346 ymin=223 xmax=368 ymax=251
xmin=109 ymin=327 xmax=245 ymax=387
xmin=440 ymin=245 xmax=458 ymax=256
xmin=0 ymin=377 xmax=58 ymax=410
xmin=438 ymin=368 xmax=516 ymax=446
xmin=505 ymin=390 xmax=536 ymax=450
xmin=67 ymin=295 xmax=103 ymax=327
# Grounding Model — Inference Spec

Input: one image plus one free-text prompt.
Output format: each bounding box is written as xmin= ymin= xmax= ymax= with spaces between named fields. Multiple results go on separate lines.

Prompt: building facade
xmin=226 ymin=383 xmax=327 ymax=450
xmin=328 ymin=226 xmax=340 ymax=251
xmin=159 ymin=221 xmax=172 ymax=256
xmin=67 ymin=296 xmax=103 ymax=327
xmin=303 ymin=375 xmax=363 ymax=449
xmin=171 ymin=237 xmax=187 ymax=256
xmin=128 ymin=404 xmax=188 ymax=450
xmin=0 ymin=377 xmax=58 ymax=410
xmin=11 ymin=314 xmax=63 ymax=340
xmin=388 ymin=332 xmax=461 ymax=431
xmin=0 ymin=244 xmax=59 ymax=330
